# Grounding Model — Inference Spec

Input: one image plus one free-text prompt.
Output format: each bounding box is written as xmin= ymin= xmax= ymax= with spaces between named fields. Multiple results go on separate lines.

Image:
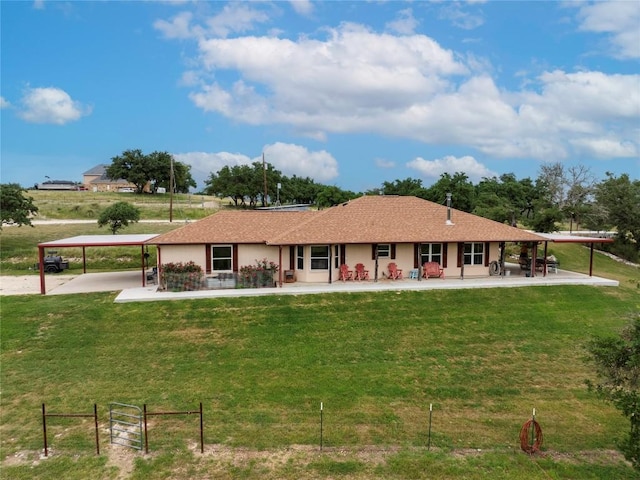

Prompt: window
xmin=464 ymin=242 xmax=484 ymax=265
xmin=211 ymin=245 xmax=232 ymax=271
xmin=297 ymin=246 xmax=304 ymax=270
xmin=377 ymin=244 xmax=391 ymax=258
xmin=334 ymin=245 xmax=340 ymax=268
xmin=420 ymin=243 xmax=442 ymax=265
xmin=310 ymin=245 xmax=330 ymax=270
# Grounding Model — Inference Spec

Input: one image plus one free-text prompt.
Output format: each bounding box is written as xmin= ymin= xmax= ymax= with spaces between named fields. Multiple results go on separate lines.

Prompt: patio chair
xmin=387 ymin=262 xmax=403 ymax=280
xmin=354 ymin=263 xmax=369 ymax=280
xmin=422 ymin=262 xmax=444 ymax=279
xmin=339 ymin=264 xmax=353 ymax=282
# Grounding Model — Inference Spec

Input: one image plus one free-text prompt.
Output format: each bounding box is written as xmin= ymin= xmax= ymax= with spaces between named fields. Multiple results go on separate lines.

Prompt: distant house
xmin=36 ymin=180 xmax=81 ymax=191
xmin=82 ymin=164 xmax=139 ymax=192
xmin=148 ymin=195 xmax=548 ymax=285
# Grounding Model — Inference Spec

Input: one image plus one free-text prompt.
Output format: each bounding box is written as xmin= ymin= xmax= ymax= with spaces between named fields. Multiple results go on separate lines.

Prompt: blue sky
xmin=1 ymin=1 xmax=638 ymax=192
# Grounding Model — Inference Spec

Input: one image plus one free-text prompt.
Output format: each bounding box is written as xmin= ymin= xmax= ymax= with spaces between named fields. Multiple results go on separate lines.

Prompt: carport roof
xmin=532 ymin=232 xmax=614 ymax=244
xmin=39 ymin=234 xmax=160 ymax=248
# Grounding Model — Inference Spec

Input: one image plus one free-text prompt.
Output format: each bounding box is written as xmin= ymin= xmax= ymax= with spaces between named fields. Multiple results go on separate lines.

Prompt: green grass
xmin=24 ymin=190 xmax=220 ymax=221
xmin=0 ymin=223 xmax=181 ymax=273
xmin=1 ymin=197 xmax=639 ymax=478
xmin=1 ymin=266 xmax=639 ymax=478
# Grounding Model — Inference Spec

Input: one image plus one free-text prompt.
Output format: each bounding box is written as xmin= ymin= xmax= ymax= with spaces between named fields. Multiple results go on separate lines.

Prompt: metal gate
xmin=109 ymin=403 xmax=143 ymax=450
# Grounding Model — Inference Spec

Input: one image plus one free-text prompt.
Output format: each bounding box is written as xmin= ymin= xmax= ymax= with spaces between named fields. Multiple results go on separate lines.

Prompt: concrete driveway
xmin=47 ymin=271 xmax=148 ymax=295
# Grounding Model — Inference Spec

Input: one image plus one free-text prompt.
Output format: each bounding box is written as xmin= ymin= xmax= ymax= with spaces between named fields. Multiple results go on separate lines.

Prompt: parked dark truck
xmin=37 ymin=252 xmax=70 ymax=273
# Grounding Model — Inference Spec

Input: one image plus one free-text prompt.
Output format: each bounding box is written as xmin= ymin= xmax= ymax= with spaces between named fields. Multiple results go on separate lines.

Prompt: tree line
xmin=203 ymin=161 xmax=638 ymax=263
xmin=1 ymin=149 xmax=637 ymax=262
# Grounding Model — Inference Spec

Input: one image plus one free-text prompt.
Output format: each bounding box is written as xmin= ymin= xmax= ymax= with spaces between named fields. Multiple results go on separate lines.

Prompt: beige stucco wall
xmin=159 ymin=241 xmax=502 ymax=284
xmin=159 ymin=245 xmax=206 ymax=271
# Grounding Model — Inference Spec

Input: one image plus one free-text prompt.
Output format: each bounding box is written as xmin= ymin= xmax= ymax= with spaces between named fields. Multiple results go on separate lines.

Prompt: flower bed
xmin=238 ymin=258 xmax=279 ymax=288
xmin=161 ymin=261 xmax=205 ymax=291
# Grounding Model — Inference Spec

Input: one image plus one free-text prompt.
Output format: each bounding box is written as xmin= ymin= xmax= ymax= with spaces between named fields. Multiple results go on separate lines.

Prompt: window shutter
xmin=457 ymin=243 xmax=464 ymax=268
xmin=371 ymin=244 xmax=377 ymax=260
xmin=391 ymin=244 xmax=396 ymax=259
xmin=414 ymin=244 xmax=419 ymax=268
xmin=232 ymin=244 xmax=238 ymax=272
xmin=289 ymin=246 xmax=295 ymax=270
xmin=484 ymin=242 xmax=490 ymax=266
xmin=443 ymin=243 xmax=448 ymax=268
xmin=205 ymin=244 xmax=211 ymax=274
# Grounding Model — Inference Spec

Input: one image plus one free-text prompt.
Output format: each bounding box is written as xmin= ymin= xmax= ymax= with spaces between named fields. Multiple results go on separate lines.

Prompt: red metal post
xmin=39 ymin=247 xmax=46 ymax=294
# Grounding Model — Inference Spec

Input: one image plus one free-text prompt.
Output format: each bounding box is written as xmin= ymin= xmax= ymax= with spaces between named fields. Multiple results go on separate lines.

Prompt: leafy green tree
xmin=474 ymin=173 xmax=533 ymax=225
xmin=594 ymin=172 xmax=640 ymax=262
xmin=586 ymin=315 xmax=640 ymax=470
xmin=204 ymin=161 xmax=284 ymax=207
xmin=107 ymin=150 xmax=195 ymax=194
xmin=0 ymin=183 xmax=38 ymax=229
xmin=97 ymin=201 xmax=140 ymax=234
xmin=380 ymin=178 xmax=427 ymax=197
xmin=280 ymin=175 xmax=322 ymax=205
xmin=316 ymin=185 xmax=358 ymax=209
xmin=424 ymin=172 xmax=476 ymax=212
xmin=106 ymin=149 xmax=150 ymax=194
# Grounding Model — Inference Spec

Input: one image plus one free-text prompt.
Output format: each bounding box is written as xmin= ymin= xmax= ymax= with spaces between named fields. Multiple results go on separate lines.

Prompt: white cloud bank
xmin=18 ymin=87 xmax=91 ymax=125
xmin=174 ymin=142 xmax=339 ymax=188
xmin=576 ymin=0 xmax=640 ymax=59
xmin=157 ymin=2 xmax=639 ymax=166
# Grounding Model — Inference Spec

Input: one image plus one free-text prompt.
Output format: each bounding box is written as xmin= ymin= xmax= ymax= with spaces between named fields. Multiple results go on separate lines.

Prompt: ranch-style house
xmin=148 ymin=195 xmax=549 ymax=286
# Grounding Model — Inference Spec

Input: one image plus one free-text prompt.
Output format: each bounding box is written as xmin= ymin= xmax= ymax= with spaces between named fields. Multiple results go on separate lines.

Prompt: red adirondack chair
xmin=354 ymin=263 xmax=369 ymax=280
xmin=339 ymin=264 xmax=353 ymax=281
xmin=387 ymin=262 xmax=403 ymax=280
xmin=422 ymin=262 xmax=445 ymax=279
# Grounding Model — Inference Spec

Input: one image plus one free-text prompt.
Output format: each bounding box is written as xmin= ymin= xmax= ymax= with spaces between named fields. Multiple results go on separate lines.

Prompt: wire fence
xmin=40 ymin=401 xmax=543 ymax=457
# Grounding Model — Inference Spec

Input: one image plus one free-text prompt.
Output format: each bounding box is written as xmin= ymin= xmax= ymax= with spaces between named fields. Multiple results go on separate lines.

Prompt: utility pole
xmin=169 ymin=156 xmax=174 ymax=222
xmin=263 ymin=152 xmax=268 ymax=207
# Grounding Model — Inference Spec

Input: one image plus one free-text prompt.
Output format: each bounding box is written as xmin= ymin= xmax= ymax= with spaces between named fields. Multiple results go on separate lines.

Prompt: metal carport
xmin=535 ymin=232 xmax=615 ymax=277
xmin=37 ymin=234 xmax=159 ymax=294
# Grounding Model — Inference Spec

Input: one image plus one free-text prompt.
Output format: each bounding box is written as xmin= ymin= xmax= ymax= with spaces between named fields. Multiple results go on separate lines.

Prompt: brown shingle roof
xmin=149 ymin=195 xmax=545 ymax=246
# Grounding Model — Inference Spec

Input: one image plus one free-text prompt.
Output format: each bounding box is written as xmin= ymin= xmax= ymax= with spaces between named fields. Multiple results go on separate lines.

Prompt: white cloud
xmin=155 ymin=4 xmax=270 ymax=40
xmin=18 ymin=87 xmax=91 ymax=125
xmin=375 ymin=158 xmax=396 ymax=169
xmin=407 ymin=155 xmax=496 ymax=183
xmin=0 ymin=96 xmax=10 ymax=109
xmin=154 ymin=11 xmax=198 ymax=39
xmin=174 ymin=143 xmax=338 ymax=188
xmin=263 ymin=142 xmax=339 ymax=181
xmin=33 ymin=0 xmax=45 ymax=10
xmin=385 ymin=8 xmax=419 ymax=35
xmin=438 ymin=3 xmax=484 ymax=30
xmin=570 ymin=137 xmax=638 ymax=158
xmin=576 ymin=0 xmax=640 ymax=59
xmin=161 ymin=15 xmax=639 ymax=165
xmin=204 ymin=3 xmax=270 ymax=38
xmin=289 ymin=0 xmax=314 ymax=17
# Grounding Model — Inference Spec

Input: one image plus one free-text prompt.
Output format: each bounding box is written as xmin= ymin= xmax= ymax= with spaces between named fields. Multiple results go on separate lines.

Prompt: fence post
xmin=320 ymin=402 xmax=323 ymax=452
xmin=94 ymin=404 xmax=100 ymax=455
xmin=42 ymin=403 xmax=48 ymax=457
xmin=199 ymin=402 xmax=204 ymax=454
xmin=144 ymin=404 xmax=149 ymax=454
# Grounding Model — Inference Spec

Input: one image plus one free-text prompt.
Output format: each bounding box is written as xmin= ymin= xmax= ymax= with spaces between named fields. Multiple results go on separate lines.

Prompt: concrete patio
xmin=108 ymin=263 xmax=618 ymax=303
